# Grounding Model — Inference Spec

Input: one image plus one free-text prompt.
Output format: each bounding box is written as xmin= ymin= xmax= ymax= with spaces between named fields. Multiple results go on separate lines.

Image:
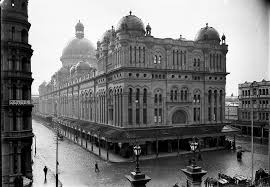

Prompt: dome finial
xmin=75 ymin=20 xmax=84 ymax=39
xmin=129 ymin=10 xmax=132 ymax=15
xmin=206 ymin=23 xmax=208 ymax=27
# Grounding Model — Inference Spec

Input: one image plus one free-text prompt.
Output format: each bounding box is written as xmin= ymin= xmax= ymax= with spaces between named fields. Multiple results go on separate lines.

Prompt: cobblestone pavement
xmin=32 ymin=119 xmax=268 ymax=187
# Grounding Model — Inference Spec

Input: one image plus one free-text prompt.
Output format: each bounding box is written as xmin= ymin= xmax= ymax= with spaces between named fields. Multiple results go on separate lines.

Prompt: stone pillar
xmin=155 ymin=139 xmax=159 ymax=158
xmin=211 ymin=92 xmax=214 ymax=122
xmin=216 ymin=93 xmax=220 ymax=122
xmin=122 ymin=93 xmax=128 ymax=127
xmin=125 ymin=172 xmax=151 ymax=187
xmin=168 ymin=140 xmax=172 ymax=153
xmin=181 ymin=165 xmax=207 ymax=187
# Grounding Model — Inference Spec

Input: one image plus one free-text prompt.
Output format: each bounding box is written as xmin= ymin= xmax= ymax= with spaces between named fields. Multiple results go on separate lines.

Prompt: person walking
xmin=43 ymin=166 xmax=48 ymax=180
xmin=95 ymin=161 xmax=100 ymax=172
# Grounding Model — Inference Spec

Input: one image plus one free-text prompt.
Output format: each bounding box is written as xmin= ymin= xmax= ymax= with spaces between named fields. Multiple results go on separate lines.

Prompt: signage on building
xmin=9 ymin=100 xmax=31 ymax=105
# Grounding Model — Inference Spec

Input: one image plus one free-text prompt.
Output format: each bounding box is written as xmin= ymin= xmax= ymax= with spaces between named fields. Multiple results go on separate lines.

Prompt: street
xmin=32 ymin=119 xmax=268 ymax=187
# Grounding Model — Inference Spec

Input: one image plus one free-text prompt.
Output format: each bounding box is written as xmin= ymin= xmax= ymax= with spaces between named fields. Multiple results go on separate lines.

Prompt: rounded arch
xmin=171 ymin=109 xmax=188 ymax=124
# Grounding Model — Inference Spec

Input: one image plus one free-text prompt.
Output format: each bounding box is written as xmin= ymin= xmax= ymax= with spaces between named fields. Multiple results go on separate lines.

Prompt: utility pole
xmin=268 ymin=114 xmax=270 ymax=174
xmin=56 ymin=123 xmax=59 ymax=187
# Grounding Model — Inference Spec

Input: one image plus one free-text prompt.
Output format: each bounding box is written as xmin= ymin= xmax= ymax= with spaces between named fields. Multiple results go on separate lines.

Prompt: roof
xmin=55 ymin=117 xmax=239 ymax=142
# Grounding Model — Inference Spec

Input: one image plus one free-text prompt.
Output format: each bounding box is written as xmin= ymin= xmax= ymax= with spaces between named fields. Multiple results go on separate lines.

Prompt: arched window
xmin=22 ymin=57 xmax=28 ymax=72
xmin=197 ymin=59 xmax=200 ymax=67
xmin=193 ymin=58 xmax=196 ymax=67
xmin=128 ymin=88 xmax=132 ymax=104
xmin=143 ymin=89 xmax=147 ymax=104
xmin=184 ymin=90 xmax=188 ymax=101
xmin=154 ymin=55 xmax=157 ymax=64
xmin=22 ymin=85 xmax=28 ymax=100
xmin=174 ymin=90 xmax=177 ymax=100
xmin=159 ymin=94 xmax=162 ymax=103
xmin=154 ymin=94 xmax=158 ymax=103
xmin=21 ymin=29 xmax=28 ymax=43
xmin=170 ymin=90 xmax=173 ymax=101
xmin=158 ymin=55 xmax=161 ymax=63
xmin=136 ymin=88 xmax=140 ymax=102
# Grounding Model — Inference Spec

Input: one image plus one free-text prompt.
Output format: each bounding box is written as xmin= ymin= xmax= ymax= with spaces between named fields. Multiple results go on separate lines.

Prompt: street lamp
xmin=189 ymin=137 xmax=198 ymax=167
xmin=56 ymin=122 xmax=59 ymax=187
xmin=133 ymin=145 xmax=141 ymax=174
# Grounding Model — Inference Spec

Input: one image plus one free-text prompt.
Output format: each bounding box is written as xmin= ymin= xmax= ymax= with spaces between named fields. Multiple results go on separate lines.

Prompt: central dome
xmin=61 ymin=37 xmax=95 ymax=58
xmin=194 ymin=23 xmax=220 ymax=42
xmin=60 ymin=21 xmax=96 ymax=68
xmin=116 ymin=11 xmax=145 ymax=34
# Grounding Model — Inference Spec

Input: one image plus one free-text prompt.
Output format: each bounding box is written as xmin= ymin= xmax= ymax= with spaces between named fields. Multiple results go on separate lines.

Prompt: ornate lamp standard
xmin=125 ymin=144 xmax=151 ymax=187
xmin=189 ymin=137 xmax=199 ymax=167
xmin=34 ymin=134 xmax=37 ymax=156
xmin=134 ymin=145 xmax=141 ymax=174
xmin=181 ymin=137 xmax=207 ymax=187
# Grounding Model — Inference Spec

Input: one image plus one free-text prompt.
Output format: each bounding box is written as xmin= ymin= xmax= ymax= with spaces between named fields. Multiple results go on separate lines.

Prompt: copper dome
xmin=194 ymin=23 xmax=220 ymax=42
xmin=116 ymin=12 xmax=145 ymax=33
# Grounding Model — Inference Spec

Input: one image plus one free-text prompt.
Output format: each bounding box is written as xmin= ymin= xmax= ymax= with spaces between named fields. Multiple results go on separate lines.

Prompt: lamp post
xmin=56 ymin=122 xmax=59 ymax=187
xmin=181 ymin=137 xmax=207 ymax=187
xmin=189 ymin=137 xmax=198 ymax=167
xmin=125 ymin=144 xmax=151 ymax=187
xmin=134 ymin=145 xmax=141 ymax=174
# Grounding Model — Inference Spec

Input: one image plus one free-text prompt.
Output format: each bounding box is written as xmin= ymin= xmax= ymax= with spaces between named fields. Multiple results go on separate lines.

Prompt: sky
xmin=25 ymin=0 xmax=269 ymax=95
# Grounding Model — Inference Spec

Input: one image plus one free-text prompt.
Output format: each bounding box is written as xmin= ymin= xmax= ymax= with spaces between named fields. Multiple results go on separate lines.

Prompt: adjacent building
xmin=1 ymin=0 xmax=34 ymax=186
xmin=225 ymin=95 xmax=239 ymax=120
xmin=38 ymin=12 xmax=237 ymax=158
xmin=236 ymin=80 xmax=270 ymax=141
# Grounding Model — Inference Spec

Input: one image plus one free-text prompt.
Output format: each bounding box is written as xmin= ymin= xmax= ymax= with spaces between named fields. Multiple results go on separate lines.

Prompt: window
xmin=143 ymin=108 xmax=147 ymax=124
xmin=11 ymin=0 xmax=15 ymax=7
xmin=154 ymin=55 xmax=157 ymax=64
xmin=170 ymin=90 xmax=173 ymax=101
xmin=154 ymin=109 xmax=158 ymax=122
xmin=128 ymin=108 xmax=132 ymax=124
xmin=154 ymin=94 xmax=158 ymax=103
xmin=159 ymin=94 xmax=162 ymax=103
xmin=144 ymin=74 xmax=147 ymax=77
xmin=136 ymin=108 xmax=140 ymax=124
xmin=21 ymin=29 xmax=28 ymax=43
xmin=22 ymin=2 xmax=26 ymax=10
xmin=143 ymin=89 xmax=147 ymax=104
xmin=136 ymin=89 xmax=140 ymax=102
xmin=129 ymin=73 xmax=132 ymax=77
xmin=128 ymin=88 xmax=132 ymax=104
xmin=158 ymin=55 xmax=161 ymax=63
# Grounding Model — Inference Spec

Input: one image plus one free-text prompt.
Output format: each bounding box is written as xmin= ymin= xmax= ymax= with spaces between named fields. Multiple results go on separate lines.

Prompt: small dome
xmin=116 ymin=11 xmax=145 ymax=34
xmin=100 ymin=29 xmax=113 ymax=43
xmin=194 ymin=23 xmax=220 ymax=42
xmin=75 ymin=20 xmax=84 ymax=31
xmin=75 ymin=61 xmax=93 ymax=72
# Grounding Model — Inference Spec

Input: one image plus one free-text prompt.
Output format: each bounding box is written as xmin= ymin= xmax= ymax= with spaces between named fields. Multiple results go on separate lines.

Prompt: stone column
xmin=122 ymin=93 xmax=128 ymax=127
xmin=216 ymin=93 xmax=220 ymax=122
xmin=181 ymin=165 xmax=207 ymax=187
xmin=211 ymin=92 xmax=214 ymax=122
xmin=125 ymin=172 xmax=151 ymax=187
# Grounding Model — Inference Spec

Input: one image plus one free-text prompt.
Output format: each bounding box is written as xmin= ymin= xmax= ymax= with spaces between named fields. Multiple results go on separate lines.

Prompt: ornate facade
xmin=236 ymin=80 xmax=270 ymax=141
xmin=1 ymin=0 xmax=34 ymax=186
xmin=38 ymin=12 xmax=233 ymax=157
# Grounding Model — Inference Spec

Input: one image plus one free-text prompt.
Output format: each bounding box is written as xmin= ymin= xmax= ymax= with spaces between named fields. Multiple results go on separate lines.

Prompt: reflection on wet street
xmin=33 ymin=119 xmax=268 ymax=187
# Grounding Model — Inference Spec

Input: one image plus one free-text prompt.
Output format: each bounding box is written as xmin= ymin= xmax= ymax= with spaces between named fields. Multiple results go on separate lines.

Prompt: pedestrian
xmin=43 ymin=166 xmax=48 ymax=180
xmin=95 ymin=161 xmax=100 ymax=172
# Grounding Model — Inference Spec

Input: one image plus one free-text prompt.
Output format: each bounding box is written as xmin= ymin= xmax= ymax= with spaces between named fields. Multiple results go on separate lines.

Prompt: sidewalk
xmin=66 ymin=134 xmax=225 ymax=163
xmin=32 ymin=153 xmax=62 ymax=187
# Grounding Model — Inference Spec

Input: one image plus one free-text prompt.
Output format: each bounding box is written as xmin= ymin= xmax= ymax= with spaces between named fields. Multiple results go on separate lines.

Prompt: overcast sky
xmin=26 ymin=0 xmax=269 ymax=95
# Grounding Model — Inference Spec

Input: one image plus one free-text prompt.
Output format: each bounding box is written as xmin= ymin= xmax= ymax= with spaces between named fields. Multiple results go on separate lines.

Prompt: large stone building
xmin=1 ymin=0 xmax=34 ymax=186
xmin=236 ymin=80 xmax=270 ymax=141
xmin=38 ymin=12 xmax=236 ymax=158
